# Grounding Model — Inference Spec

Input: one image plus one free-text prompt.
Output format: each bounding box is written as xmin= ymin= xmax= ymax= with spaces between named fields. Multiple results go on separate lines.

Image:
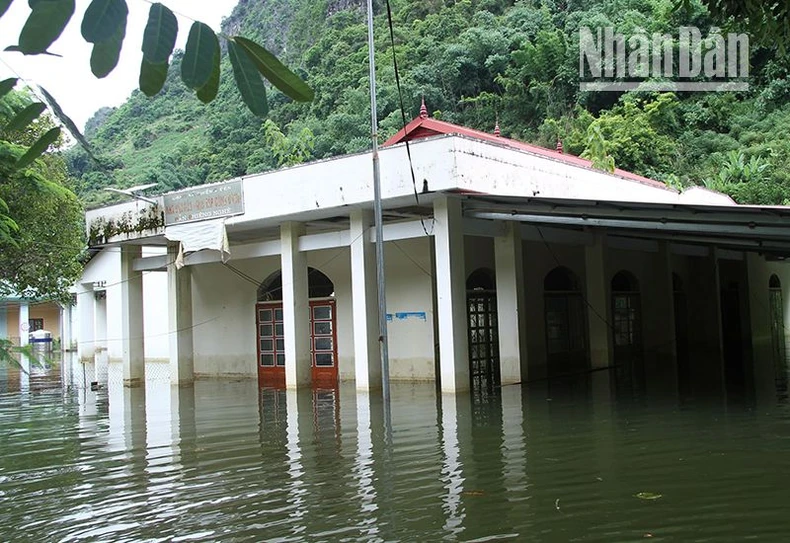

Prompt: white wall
xmin=187 ymin=238 xmax=437 ymax=382
xmin=382 ymin=237 xmax=436 ymax=381
xmin=76 ymin=246 xmax=169 ymax=362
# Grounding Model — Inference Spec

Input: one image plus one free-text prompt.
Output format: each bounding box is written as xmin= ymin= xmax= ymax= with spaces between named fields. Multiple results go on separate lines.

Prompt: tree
xmin=0 ymin=89 xmax=84 ymax=303
xmin=679 ymin=0 xmax=790 ymax=50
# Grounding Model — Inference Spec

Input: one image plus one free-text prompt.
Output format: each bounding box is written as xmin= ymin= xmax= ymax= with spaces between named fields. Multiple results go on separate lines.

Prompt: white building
xmin=75 ymin=109 xmax=790 ymax=397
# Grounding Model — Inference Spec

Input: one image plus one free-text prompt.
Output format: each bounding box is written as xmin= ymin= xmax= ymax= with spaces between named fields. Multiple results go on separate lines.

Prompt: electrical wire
xmin=384 ymin=0 xmax=435 ymax=237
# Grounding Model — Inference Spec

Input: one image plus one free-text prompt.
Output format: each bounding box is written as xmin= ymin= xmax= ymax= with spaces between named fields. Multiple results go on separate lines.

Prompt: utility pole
xmin=365 ymin=0 xmax=391 ymax=406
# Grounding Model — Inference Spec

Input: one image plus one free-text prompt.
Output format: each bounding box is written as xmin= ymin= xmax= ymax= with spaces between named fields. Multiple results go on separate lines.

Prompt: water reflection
xmin=2 ymin=356 xmax=790 ymax=541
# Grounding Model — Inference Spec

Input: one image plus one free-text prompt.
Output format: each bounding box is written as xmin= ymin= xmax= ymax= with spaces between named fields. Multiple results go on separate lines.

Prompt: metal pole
xmin=366 ymin=0 xmax=391 ymax=406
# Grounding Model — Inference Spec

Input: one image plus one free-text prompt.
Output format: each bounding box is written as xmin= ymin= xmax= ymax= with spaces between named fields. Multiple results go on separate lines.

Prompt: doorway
xmin=466 ymin=268 xmax=500 ymax=393
xmin=256 ymin=268 xmax=338 ymax=387
xmin=544 ymin=266 xmax=589 ymax=378
xmin=611 ymin=270 xmax=644 ymax=396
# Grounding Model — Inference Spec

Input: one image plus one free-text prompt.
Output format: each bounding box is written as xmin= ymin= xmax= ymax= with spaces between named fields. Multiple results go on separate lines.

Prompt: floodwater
xmin=1 ymin=355 xmax=790 ymax=542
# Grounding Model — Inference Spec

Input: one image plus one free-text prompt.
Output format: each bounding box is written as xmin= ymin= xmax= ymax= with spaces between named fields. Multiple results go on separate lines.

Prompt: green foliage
xmin=262 ymin=119 xmax=315 ymax=167
xmin=67 ymin=0 xmax=790 ymax=207
xmin=6 ymin=0 xmax=312 ymax=118
xmin=0 ymin=89 xmax=85 ymax=302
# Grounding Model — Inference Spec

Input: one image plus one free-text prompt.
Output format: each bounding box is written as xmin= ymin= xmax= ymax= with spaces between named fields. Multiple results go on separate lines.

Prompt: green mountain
xmin=67 ymin=0 xmax=790 ymax=208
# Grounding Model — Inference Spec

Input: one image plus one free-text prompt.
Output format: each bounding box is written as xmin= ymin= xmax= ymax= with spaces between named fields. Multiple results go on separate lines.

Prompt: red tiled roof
xmin=382 ymin=115 xmax=670 ymax=190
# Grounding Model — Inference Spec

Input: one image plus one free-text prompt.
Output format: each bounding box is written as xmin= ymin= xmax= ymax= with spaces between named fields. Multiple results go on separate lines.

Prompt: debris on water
xmin=462 ymin=490 xmax=486 ymax=497
xmin=634 ymin=492 xmax=662 ymax=500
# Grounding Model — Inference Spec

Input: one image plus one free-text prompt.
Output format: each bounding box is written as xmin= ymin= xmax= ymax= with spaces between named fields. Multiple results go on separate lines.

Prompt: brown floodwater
xmin=1 ymin=354 xmax=789 ymax=542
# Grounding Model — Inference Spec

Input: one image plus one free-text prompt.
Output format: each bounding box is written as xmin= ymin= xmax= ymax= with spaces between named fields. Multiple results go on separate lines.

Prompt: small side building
xmin=0 ymin=294 xmax=63 ymax=347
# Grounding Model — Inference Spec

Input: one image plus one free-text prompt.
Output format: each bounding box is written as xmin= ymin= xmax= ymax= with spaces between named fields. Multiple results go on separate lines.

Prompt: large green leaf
xmin=139 ymin=58 xmax=168 ymax=97
xmin=81 ymin=0 xmax=127 ymax=44
xmin=0 ymin=77 xmax=17 ymax=98
xmin=233 ymin=36 xmax=314 ymax=102
xmin=5 ymin=102 xmax=46 ymax=132
xmin=141 ymin=3 xmax=177 ymax=64
xmin=227 ymin=39 xmax=268 ymax=117
xmin=37 ymin=85 xmax=95 ymax=160
xmin=15 ymin=126 xmax=60 ymax=170
xmin=196 ymin=38 xmax=220 ymax=104
xmin=0 ymin=0 xmax=13 ymax=19
xmin=181 ymin=22 xmax=217 ymax=90
xmin=90 ymin=17 xmax=125 ymax=78
xmin=18 ymin=0 xmax=74 ymax=54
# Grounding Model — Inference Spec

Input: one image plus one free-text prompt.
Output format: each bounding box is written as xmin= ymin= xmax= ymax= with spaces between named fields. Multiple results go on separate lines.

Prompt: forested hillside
xmin=67 ymin=0 xmax=790 ymax=207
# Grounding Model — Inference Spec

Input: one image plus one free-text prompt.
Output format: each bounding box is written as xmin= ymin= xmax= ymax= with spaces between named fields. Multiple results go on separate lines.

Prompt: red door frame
xmin=256 ymin=299 xmax=338 ymax=387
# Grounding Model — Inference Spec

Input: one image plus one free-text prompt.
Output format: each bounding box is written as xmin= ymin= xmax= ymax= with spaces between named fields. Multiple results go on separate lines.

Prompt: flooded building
xmin=76 ymin=108 xmax=790 ymax=397
xmin=0 ymin=293 xmax=63 ymax=347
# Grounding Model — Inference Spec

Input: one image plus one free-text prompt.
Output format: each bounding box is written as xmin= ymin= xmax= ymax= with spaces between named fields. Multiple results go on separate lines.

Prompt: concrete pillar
xmin=281 ymin=222 xmax=311 ymax=388
xmin=651 ymin=242 xmax=677 ymax=392
xmin=350 ymin=209 xmax=381 ymax=390
xmin=495 ymin=222 xmax=527 ymax=384
xmin=19 ymin=302 xmax=29 ymax=346
xmin=77 ymin=285 xmax=95 ymax=361
xmin=585 ymin=234 xmax=611 ymax=369
xmin=60 ymin=304 xmax=68 ymax=351
xmin=168 ymin=242 xmax=194 ymax=386
xmin=712 ymin=248 xmax=726 ymax=392
xmin=434 ymin=196 xmax=469 ymax=393
xmin=94 ymin=293 xmax=107 ymax=352
xmin=121 ymin=245 xmax=145 ymax=387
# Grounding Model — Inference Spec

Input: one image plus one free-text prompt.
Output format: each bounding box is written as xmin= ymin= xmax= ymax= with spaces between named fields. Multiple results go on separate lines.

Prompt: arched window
xmin=544 ymin=266 xmax=580 ymax=292
xmin=257 ymin=268 xmax=335 ymax=302
xmin=466 ymin=268 xmax=495 ymax=291
xmin=769 ymin=274 xmax=787 ymax=388
xmin=544 ymin=266 xmax=588 ymax=376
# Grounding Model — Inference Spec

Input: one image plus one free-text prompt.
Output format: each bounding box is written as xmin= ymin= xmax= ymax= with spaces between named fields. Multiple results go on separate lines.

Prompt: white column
xmin=60 ymin=304 xmax=70 ymax=352
xmin=281 ymin=222 xmax=311 ymax=388
xmin=495 ymin=222 xmax=527 ymax=384
xmin=94 ymin=294 xmax=107 ymax=352
xmin=0 ymin=304 xmax=7 ymax=340
xmin=19 ymin=302 xmax=29 ymax=346
xmin=434 ymin=196 xmax=469 ymax=393
xmin=77 ymin=285 xmax=95 ymax=361
xmin=121 ymin=245 xmax=145 ymax=387
xmin=168 ymin=243 xmax=194 ymax=386
xmin=585 ymin=234 xmax=611 ymax=369
xmin=350 ymin=209 xmax=381 ymax=390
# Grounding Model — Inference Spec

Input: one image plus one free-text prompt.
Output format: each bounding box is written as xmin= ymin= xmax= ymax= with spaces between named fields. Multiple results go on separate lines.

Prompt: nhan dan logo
xmin=579 ymin=27 xmax=749 ymax=92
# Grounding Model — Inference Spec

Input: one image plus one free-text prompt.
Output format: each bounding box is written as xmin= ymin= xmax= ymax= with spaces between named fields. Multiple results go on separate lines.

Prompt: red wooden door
xmin=256 ymin=300 xmax=338 ymax=387
xmin=257 ymin=303 xmax=285 ymax=386
xmin=310 ymin=299 xmax=338 ymax=386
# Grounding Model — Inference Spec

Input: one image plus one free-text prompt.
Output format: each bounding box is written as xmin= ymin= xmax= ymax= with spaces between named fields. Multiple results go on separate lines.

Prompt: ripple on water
xmin=2 ymin=364 xmax=790 ymax=542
